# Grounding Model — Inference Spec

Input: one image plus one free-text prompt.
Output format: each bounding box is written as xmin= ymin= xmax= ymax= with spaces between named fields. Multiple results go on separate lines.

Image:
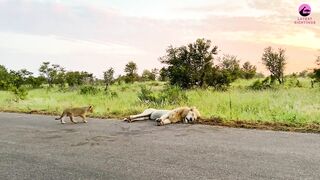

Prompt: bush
xmin=159 ymin=86 xmax=188 ymax=105
xmin=104 ymin=89 xmax=119 ymax=98
xmin=119 ymin=84 xmax=129 ymax=92
xmin=110 ymin=91 xmax=118 ymax=98
xmin=204 ymin=68 xmax=232 ymax=91
xmin=249 ymin=77 xmax=272 ymax=90
xmin=79 ymin=86 xmax=100 ymax=95
xmin=0 ymin=80 xmax=9 ymax=90
xmin=137 ymin=85 xmax=187 ymax=105
xmin=137 ymin=86 xmax=157 ymax=104
xmin=10 ymin=86 xmax=28 ymax=102
xmin=285 ymin=77 xmax=302 ymax=88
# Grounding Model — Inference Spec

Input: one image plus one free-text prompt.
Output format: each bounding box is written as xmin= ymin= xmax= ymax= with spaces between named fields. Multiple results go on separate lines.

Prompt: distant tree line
xmin=1 ymin=38 xmax=319 ymax=100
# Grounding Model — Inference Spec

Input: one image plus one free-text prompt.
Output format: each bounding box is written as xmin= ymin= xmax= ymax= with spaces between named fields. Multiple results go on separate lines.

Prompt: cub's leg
xmin=69 ymin=115 xmax=77 ymax=124
xmin=60 ymin=117 xmax=66 ymax=124
xmin=55 ymin=112 xmax=66 ymax=124
xmin=80 ymin=115 xmax=87 ymax=123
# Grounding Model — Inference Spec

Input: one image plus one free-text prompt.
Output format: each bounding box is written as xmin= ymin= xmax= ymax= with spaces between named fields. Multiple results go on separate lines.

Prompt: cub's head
xmin=184 ymin=107 xmax=201 ymax=124
xmin=88 ymin=105 xmax=94 ymax=113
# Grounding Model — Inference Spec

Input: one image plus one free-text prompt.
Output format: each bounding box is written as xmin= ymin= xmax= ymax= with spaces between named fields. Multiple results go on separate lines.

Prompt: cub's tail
xmin=55 ymin=112 xmax=65 ymax=120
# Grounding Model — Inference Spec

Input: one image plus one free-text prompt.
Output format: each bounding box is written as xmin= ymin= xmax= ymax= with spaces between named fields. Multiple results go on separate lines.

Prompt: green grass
xmin=0 ymin=79 xmax=319 ymax=127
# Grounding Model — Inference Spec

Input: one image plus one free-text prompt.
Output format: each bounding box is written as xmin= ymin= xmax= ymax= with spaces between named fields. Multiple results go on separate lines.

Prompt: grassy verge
xmin=0 ymin=79 xmax=319 ymax=132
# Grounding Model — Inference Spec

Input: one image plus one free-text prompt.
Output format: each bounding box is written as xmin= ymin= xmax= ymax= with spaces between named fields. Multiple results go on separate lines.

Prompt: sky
xmin=0 ymin=0 xmax=320 ymax=77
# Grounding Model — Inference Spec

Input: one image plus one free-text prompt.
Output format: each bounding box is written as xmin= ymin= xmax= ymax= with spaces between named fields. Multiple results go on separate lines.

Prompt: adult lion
xmin=124 ymin=107 xmax=201 ymax=126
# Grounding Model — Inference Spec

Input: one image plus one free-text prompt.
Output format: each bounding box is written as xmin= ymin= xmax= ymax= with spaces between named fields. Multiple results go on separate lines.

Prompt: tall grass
xmin=0 ymin=79 xmax=319 ymax=125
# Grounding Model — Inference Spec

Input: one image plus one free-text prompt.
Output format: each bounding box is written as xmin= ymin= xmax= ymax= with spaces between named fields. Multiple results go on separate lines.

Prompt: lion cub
xmin=55 ymin=106 xmax=93 ymax=124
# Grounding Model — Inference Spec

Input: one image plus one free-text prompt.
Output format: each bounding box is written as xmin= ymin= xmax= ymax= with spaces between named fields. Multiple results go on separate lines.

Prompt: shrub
xmin=204 ymin=68 xmax=232 ymax=91
xmin=249 ymin=77 xmax=272 ymax=90
xmin=79 ymin=86 xmax=100 ymax=95
xmin=137 ymin=85 xmax=187 ymax=105
xmin=158 ymin=86 xmax=188 ymax=105
xmin=110 ymin=91 xmax=118 ymax=98
xmin=149 ymin=81 xmax=160 ymax=86
xmin=104 ymin=89 xmax=119 ymax=98
xmin=137 ymin=86 xmax=157 ymax=104
xmin=141 ymin=69 xmax=156 ymax=81
xmin=10 ymin=86 xmax=28 ymax=102
xmin=285 ymin=77 xmax=302 ymax=88
xmin=120 ymin=84 xmax=129 ymax=92
xmin=241 ymin=61 xmax=257 ymax=79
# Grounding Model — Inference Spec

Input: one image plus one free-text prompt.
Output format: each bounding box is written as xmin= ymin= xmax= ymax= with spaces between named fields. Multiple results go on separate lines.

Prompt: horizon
xmin=1 ymin=0 xmax=320 ymax=78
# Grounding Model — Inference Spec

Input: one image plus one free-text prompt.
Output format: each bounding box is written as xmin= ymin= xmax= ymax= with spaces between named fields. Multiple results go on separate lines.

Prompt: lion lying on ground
xmin=124 ymin=107 xmax=201 ymax=126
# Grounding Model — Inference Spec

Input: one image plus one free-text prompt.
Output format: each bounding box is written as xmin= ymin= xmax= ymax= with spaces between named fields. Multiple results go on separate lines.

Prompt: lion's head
xmin=88 ymin=105 xmax=94 ymax=113
xmin=184 ymin=107 xmax=201 ymax=124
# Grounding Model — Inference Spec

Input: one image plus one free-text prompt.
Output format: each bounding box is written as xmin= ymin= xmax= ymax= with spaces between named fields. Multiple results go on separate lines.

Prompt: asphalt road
xmin=0 ymin=113 xmax=320 ymax=180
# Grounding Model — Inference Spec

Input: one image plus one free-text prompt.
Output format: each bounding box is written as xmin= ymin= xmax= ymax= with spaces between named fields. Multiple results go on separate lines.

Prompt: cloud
xmin=0 ymin=0 xmax=319 ymax=76
xmin=0 ymin=32 xmax=144 ymax=55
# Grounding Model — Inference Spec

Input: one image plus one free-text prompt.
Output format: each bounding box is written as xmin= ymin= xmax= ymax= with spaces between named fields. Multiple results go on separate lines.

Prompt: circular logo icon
xmin=299 ymin=4 xmax=311 ymax=17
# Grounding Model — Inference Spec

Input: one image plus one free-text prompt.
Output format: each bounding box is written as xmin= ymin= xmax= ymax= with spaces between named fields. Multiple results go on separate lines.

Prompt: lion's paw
xmin=124 ymin=118 xmax=132 ymax=123
xmin=155 ymin=118 xmax=164 ymax=126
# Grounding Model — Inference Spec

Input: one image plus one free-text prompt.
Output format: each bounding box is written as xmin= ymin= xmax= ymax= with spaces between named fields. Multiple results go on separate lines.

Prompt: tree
xmin=316 ymin=55 xmax=320 ymax=66
xmin=141 ymin=69 xmax=156 ymax=81
xmin=39 ymin=62 xmax=51 ymax=86
xmin=261 ymin=47 xmax=286 ymax=84
xmin=204 ymin=66 xmax=233 ymax=90
xmin=0 ymin=65 xmax=10 ymax=90
xmin=219 ymin=54 xmax=241 ymax=81
xmin=65 ymin=71 xmax=93 ymax=87
xmin=159 ymin=67 xmax=169 ymax=81
xmin=241 ymin=61 xmax=257 ymax=79
xmin=65 ymin=71 xmax=81 ymax=87
xmin=39 ymin=62 xmax=65 ymax=87
xmin=25 ymin=76 xmax=46 ymax=88
xmin=160 ymin=46 xmax=191 ymax=88
xmin=160 ymin=38 xmax=218 ymax=88
xmin=151 ymin=68 xmax=159 ymax=80
xmin=54 ymin=66 xmax=66 ymax=88
xmin=9 ymin=69 xmax=33 ymax=88
xmin=124 ymin=61 xmax=139 ymax=83
xmin=7 ymin=69 xmax=33 ymax=101
xmin=298 ymin=70 xmax=308 ymax=78
xmin=311 ymin=55 xmax=320 ymax=87
xmin=103 ymin=68 xmax=115 ymax=90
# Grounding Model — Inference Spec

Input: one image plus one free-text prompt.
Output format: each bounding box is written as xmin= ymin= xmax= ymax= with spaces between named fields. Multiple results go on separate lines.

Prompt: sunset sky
xmin=0 ymin=0 xmax=319 ymax=77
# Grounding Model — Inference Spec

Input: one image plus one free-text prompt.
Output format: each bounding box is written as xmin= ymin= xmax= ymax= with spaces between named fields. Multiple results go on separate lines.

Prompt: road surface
xmin=0 ymin=112 xmax=319 ymax=180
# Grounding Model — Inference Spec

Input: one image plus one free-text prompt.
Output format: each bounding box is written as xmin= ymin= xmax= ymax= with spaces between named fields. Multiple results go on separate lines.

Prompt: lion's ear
xmin=89 ymin=105 xmax=93 ymax=109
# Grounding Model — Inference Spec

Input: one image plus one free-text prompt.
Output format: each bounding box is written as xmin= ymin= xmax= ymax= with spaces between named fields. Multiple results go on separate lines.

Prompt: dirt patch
xmin=197 ymin=118 xmax=320 ymax=133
